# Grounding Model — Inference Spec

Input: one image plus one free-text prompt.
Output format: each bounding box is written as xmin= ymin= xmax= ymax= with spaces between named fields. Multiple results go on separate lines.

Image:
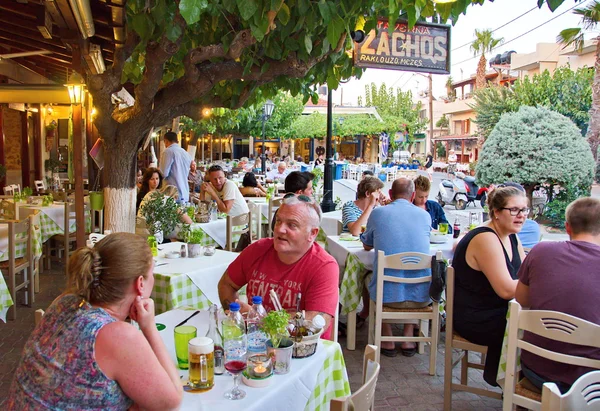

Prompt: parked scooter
xmin=437 ymin=172 xmax=469 ymax=210
xmin=463 ymin=175 xmax=488 ymax=208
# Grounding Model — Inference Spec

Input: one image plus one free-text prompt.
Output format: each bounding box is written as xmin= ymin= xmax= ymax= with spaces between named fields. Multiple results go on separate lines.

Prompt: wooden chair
xmin=47 ymin=202 xmax=90 ymax=274
xmin=226 ymin=211 xmax=252 ymax=252
xmin=34 ymin=308 xmax=45 ymax=326
xmin=541 ymin=370 xmax=600 ymax=411
xmin=89 ymin=233 xmax=107 ymax=247
xmin=368 ymin=250 xmax=442 ymax=374
xmin=444 ymin=266 xmax=501 ymax=411
xmin=267 ymin=196 xmax=283 ymax=238
xmin=19 ymin=207 xmax=43 ymax=282
xmin=34 ymin=180 xmax=46 ymax=193
xmin=0 ymin=216 xmax=35 ymax=320
xmin=330 ymin=345 xmax=380 ymax=411
xmin=503 ymin=301 xmax=600 ymax=411
xmin=246 ymin=201 xmax=262 ymax=242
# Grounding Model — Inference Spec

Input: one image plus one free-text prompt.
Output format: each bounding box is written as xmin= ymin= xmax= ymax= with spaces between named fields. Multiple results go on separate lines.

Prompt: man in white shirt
xmin=201 ymin=165 xmax=249 ymax=217
xmin=267 ymin=162 xmax=288 ymax=183
xmin=447 ymin=149 xmax=457 ymax=178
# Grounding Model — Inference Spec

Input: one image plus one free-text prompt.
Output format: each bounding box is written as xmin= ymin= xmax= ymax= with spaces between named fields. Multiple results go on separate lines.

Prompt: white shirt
xmin=267 ymin=169 xmax=288 ymax=181
xmin=448 ymin=154 xmax=457 ymax=164
xmin=210 ymin=179 xmax=249 ymax=217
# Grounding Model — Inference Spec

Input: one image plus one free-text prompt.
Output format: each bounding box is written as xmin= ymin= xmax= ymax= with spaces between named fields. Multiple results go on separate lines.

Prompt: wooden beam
xmin=45 ymin=0 xmax=68 ymax=28
xmin=0 ymin=29 xmax=73 ymax=59
xmin=0 ymin=2 xmax=40 ymax=19
xmin=73 ymin=103 xmax=85 ymax=248
xmin=11 ymin=57 xmax=49 ymax=79
xmin=54 ymin=0 xmax=79 ymax=31
xmin=20 ymin=110 xmax=31 ymax=188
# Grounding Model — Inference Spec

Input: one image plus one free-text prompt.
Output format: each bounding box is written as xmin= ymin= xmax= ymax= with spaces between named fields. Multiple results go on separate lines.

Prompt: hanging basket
xmin=90 ymin=191 xmax=104 ymax=211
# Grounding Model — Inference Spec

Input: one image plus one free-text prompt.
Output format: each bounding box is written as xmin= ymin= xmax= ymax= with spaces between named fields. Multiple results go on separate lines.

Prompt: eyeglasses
xmin=501 ymin=207 xmax=530 ymax=216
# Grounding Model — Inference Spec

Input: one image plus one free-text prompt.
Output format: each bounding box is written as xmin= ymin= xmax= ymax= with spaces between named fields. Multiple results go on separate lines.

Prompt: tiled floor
xmin=0 ymin=265 xmax=503 ymax=410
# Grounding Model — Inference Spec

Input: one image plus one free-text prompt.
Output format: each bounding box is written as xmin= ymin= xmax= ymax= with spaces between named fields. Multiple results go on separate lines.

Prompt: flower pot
xmin=187 ymin=243 xmax=202 ymax=258
xmin=89 ymin=191 xmax=104 ymax=211
xmin=266 ymin=338 xmax=293 ymax=375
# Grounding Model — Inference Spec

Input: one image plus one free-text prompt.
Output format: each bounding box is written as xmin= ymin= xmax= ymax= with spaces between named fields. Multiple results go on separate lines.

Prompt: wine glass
xmin=224 ymin=350 xmax=247 ymax=400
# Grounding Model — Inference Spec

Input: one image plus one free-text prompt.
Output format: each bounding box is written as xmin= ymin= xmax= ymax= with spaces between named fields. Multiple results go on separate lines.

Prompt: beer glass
xmin=438 ymin=223 xmax=449 ymax=235
xmin=188 ymin=337 xmax=215 ymax=390
xmin=174 ymin=325 xmax=197 ymax=369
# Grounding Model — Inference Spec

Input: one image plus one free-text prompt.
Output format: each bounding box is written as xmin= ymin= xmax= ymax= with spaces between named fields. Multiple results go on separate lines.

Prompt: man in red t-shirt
xmin=218 ymin=195 xmax=339 ymax=339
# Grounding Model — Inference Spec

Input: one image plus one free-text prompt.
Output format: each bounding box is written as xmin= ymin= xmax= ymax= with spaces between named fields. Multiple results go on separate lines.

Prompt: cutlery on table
xmin=175 ymin=311 xmax=200 ymax=328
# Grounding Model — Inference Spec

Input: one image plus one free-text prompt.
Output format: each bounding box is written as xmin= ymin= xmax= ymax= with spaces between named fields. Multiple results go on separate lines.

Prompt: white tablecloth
xmin=155 ymin=242 xmax=238 ymax=307
xmin=18 ymin=203 xmax=66 ymax=230
xmin=320 ymin=210 xmax=343 ymax=236
xmin=245 ymin=197 xmax=271 ymax=219
xmin=327 ymin=234 xmax=455 ymax=270
xmin=191 ymin=220 xmax=228 ymax=249
xmin=156 ymin=309 xmax=350 ymax=410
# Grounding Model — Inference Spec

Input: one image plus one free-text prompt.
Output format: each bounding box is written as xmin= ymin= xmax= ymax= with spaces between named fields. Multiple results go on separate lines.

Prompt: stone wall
xmin=2 ymin=106 xmax=22 ymax=170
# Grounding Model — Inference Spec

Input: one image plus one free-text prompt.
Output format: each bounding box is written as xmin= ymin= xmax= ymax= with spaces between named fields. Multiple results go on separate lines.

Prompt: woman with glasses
xmin=452 ymin=186 xmax=527 ymax=386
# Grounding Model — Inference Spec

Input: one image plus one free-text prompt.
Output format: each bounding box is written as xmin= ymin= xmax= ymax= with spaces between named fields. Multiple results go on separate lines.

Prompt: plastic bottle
xmin=211 ymin=200 xmax=218 ymax=221
xmin=222 ymin=302 xmax=247 ymax=361
xmin=453 ymin=218 xmax=461 ymax=239
xmin=246 ymin=296 xmax=268 ymax=353
xmin=205 ymin=304 xmax=225 ymax=375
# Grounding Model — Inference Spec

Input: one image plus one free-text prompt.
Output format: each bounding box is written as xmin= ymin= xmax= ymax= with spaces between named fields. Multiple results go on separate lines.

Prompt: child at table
xmin=7 ymin=233 xmax=183 ymax=410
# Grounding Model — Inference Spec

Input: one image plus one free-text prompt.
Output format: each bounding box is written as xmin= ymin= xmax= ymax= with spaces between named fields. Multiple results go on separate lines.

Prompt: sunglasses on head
xmin=283 ymin=193 xmax=313 ymax=203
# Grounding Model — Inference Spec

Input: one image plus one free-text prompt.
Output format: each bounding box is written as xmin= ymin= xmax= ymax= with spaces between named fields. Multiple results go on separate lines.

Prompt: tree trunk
xmin=587 ymin=37 xmax=600 ymax=181
xmin=103 ymin=136 xmax=138 ymax=233
xmin=475 ymin=55 xmax=487 ymax=90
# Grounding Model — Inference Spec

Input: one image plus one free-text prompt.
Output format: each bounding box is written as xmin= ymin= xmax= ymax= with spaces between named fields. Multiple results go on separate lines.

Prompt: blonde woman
xmin=8 ymin=234 xmax=183 ymax=410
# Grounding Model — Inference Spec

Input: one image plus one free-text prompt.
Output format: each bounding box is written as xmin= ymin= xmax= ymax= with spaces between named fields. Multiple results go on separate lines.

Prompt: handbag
xmin=429 ymin=256 xmax=447 ymax=303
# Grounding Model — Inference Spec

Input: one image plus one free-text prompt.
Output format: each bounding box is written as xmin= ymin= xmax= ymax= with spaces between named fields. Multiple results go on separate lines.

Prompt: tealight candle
xmin=247 ymin=354 xmax=272 ymax=379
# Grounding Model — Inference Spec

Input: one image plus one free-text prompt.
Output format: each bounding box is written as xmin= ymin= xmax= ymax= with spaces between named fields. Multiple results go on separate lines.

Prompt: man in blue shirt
xmin=413 ymin=175 xmax=452 ymax=233
xmin=160 ymin=131 xmax=192 ymax=202
xmin=361 ymin=177 xmax=432 ymax=357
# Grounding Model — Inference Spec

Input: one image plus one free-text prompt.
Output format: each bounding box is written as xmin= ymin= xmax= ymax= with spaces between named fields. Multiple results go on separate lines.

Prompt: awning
xmin=0 ymin=84 xmax=71 ymax=104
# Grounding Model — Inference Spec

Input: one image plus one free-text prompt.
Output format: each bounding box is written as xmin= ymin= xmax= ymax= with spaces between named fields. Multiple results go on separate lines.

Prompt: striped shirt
xmin=342 ymin=201 xmax=363 ymax=233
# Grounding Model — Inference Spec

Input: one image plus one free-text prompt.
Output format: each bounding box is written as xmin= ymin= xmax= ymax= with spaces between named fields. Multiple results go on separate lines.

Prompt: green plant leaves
xmin=277 ymin=3 xmax=291 ymax=25
xmin=179 ymin=0 xmax=208 ymax=25
xmin=237 ymin=0 xmax=258 ymax=21
xmin=304 ymin=34 xmax=313 ymax=54
xmin=326 ymin=16 xmax=345 ymax=48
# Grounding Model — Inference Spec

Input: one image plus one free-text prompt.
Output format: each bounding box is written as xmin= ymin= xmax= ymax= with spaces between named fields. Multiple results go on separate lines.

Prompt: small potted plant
xmin=22 ymin=187 xmax=33 ymax=203
xmin=261 ymin=310 xmax=293 ymax=374
xmin=468 ymin=160 xmax=477 ymax=176
xmin=181 ymin=224 xmax=204 ymax=257
xmin=139 ymin=191 xmax=181 ymax=244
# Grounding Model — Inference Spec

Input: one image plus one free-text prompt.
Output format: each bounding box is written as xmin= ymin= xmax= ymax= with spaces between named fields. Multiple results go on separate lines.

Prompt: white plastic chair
xmin=246 ymin=201 xmax=262 ymax=242
xmin=503 ymin=301 xmax=600 ymax=411
xmin=34 ymin=180 xmax=46 ymax=193
xmin=89 ymin=233 xmax=107 ymax=246
xmin=541 ymin=370 xmax=600 ymax=410
xmin=267 ymin=196 xmax=283 ymax=238
xmin=368 ymin=250 xmax=442 ymax=374
xmin=226 ymin=211 xmax=252 ymax=252
xmin=330 ymin=345 xmax=380 ymax=411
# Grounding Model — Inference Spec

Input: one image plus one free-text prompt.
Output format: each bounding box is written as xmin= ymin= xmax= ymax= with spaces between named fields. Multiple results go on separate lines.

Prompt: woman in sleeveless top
xmin=8 ymin=233 xmax=182 ymax=411
xmin=453 ymin=186 xmax=527 ymax=386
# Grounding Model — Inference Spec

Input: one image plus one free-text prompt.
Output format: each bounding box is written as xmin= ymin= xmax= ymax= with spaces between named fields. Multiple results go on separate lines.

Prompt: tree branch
xmin=188 ymin=29 xmax=255 ymax=65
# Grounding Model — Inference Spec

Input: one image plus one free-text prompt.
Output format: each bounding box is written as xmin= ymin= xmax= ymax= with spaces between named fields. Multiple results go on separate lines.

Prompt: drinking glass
xmin=438 ymin=223 xmax=449 ymax=235
xmin=174 ymin=325 xmax=197 ymax=369
xmin=223 ymin=343 xmax=247 ymax=400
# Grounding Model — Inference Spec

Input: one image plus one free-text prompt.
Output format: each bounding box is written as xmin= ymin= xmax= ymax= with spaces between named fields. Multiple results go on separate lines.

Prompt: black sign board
xmin=354 ymin=19 xmax=451 ymax=75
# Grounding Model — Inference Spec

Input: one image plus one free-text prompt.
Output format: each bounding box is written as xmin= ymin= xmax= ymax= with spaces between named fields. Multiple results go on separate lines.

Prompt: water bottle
xmin=222 ymin=302 xmax=247 ymax=362
xmin=246 ymin=296 xmax=268 ymax=354
xmin=210 ymin=200 xmax=218 ymax=221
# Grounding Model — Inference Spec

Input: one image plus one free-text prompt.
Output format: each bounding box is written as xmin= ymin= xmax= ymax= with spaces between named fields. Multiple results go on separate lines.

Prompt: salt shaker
xmin=180 ymin=244 xmax=187 ymax=258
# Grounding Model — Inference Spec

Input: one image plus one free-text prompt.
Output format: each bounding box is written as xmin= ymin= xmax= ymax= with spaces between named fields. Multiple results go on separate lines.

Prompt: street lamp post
xmin=261 ymin=99 xmax=275 ymax=174
xmin=321 ymin=88 xmax=336 ymax=212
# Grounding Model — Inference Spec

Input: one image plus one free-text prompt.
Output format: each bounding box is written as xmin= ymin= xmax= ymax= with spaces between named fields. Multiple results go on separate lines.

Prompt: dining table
xmin=156 ymin=308 xmax=351 ymax=410
xmin=0 ymin=269 xmax=14 ymax=322
xmin=152 ymin=242 xmax=239 ymax=314
xmin=326 ymin=234 xmax=455 ymax=350
xmin=320 ymin=210 xmax=343 ymax=237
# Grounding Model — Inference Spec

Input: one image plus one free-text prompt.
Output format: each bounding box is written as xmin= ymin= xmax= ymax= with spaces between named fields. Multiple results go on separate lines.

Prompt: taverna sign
xmin=354 ymin=19 xmax=451 ymax=74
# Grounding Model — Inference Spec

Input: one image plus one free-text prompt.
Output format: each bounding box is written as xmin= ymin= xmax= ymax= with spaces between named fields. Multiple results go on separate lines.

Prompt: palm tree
xmin=445 ymin=76 xmax=455 ymax=100
xmin=470 ymin=29 xmax=504 ymax=90
xmin=558 ymin=1 xmax=600 ymax=175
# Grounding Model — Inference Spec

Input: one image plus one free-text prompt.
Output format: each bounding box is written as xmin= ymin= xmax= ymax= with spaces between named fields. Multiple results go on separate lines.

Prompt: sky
xmin=332 ymin=0 xmax=585 ymax=105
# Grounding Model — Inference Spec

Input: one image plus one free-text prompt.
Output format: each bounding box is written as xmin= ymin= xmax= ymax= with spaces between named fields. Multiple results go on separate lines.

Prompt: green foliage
xmin=436 ymin=142 xmax=446 ymax=158
xmin=544 ymin=182 xmax=591 ymax=227
xmin=557 ymin=1 xmax=600 ymax=51
xmin=139 ymin=191 xmax=181 ymax=236
xmin=436 ymin=114 xmax=449 ymax=129
xmin=470 ymin=29 xmax=504 ymax=57
xmin=22 ymin=187 xmax=33 ymax=198
xmin=44 ymin=157 xmax=62 ymax=174
xmin=181 ymin=224 xmax=204 ymax=244
xmin=476 ymin=106 xmax=595 ymax=194
xmin=311 ymin=166 xmax=324 ymax=191
xmin=260 ymin=309 xmax=290 ymax=348
xmin=472 ymin=67 xmax=593 ymax=138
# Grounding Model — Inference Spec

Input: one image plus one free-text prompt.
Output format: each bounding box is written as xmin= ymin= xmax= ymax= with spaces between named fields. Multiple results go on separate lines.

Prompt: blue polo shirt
xmin=360 ymin=199 xmax=432 ymax=303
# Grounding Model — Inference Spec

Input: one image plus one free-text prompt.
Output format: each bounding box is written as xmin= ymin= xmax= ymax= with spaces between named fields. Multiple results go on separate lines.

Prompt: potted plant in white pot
xmin=139 ymin=191 xmax=180 ymax=245
xmin=261 ymin=309 xmax=293 ymax=374
xmin=181 ymin=224 xmax=204 ymax=257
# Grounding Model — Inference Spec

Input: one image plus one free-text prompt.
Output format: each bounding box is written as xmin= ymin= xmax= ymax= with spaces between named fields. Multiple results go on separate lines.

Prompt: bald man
xmin=360 ymin=178 xmax=432 ymax=357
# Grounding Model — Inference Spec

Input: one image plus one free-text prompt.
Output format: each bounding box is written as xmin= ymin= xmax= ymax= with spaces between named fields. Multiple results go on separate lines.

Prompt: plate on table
xmin=430 ymin=232 xmax=449 ymax=244
xmin=164 ymin=251 xmax=181 ymax=259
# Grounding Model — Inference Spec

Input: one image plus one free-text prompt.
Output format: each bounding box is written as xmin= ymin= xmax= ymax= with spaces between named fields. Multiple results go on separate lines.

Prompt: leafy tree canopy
xmin=476 ymin=106 xmax=595 ymax=193
xmin=472 ymin=66 xmax=593 ymax=138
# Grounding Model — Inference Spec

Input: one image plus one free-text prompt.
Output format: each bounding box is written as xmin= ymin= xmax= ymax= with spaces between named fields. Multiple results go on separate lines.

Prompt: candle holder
xmin=242 ymin=354 xmax=273 ymax=388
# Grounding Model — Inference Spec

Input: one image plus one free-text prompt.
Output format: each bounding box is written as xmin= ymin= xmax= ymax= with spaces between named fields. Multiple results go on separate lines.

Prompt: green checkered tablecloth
xmin=304 ymin=340 xmax=352 ymax=410
xmin=152 ymin=272 xmax=212 ymax=314
xmin=0 ymin=270 xmax=14 ymax=323
xmin=338 ymin=253 xmax=369 ymax=315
